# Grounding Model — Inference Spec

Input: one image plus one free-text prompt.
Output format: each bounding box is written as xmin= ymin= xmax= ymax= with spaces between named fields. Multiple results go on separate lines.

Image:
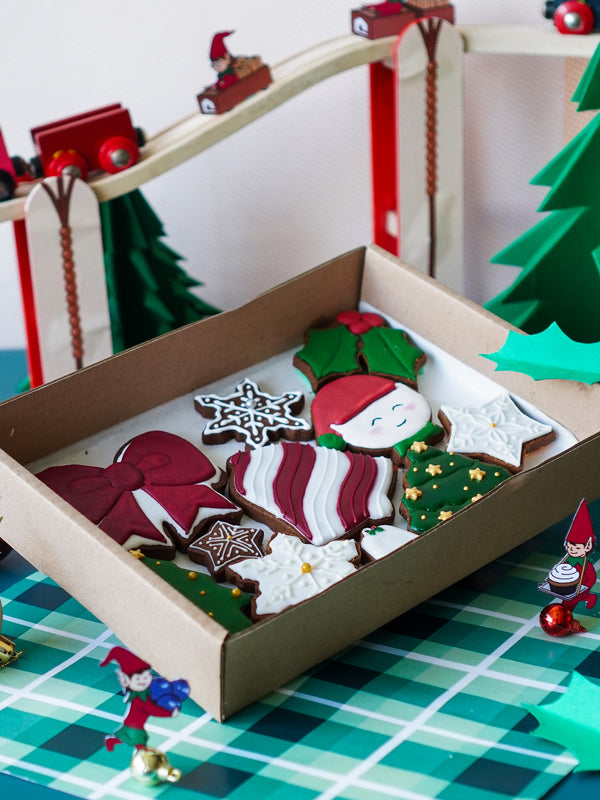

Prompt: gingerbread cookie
xmin=188 ymin=521 xmax=264 ymax=580
xmin=226 ymin=532 xmax=360 ymax=620
xmin=399 ymin=442 xmax=510 ymax=533
xmin=37 ymin=430 xmax=242 ymax=557
xmin=140 ymin=555 xmax=253 ymax=632
xmin=312 ymin=374 xmax=443 ymax=461
xmin=227 ymin=441 xmax=396 ymax=546
xmin=194 ymin=378 xmax=313 ymax=448
xmin=293 ymin=309 xmax=426 ymax=391
xmin=438 ymin=393 xmax=555 ymax=472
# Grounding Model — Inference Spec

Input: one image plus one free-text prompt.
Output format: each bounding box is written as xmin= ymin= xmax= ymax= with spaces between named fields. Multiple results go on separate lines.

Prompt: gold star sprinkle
xmin=438 ymin=510 xmax=453 ymax=521
xmin=426 ymin=464 xmax=442 ymax=477
xmin=405 ymin=487 xmax=422 ymax=501
xmin=410 ymin=441 xmax=428 ymax=453
xmin=471 ymin=494 xmax=483 ymax=503
xmin=129 ymin=549 xmax=145 ymax=559
xmin=469 ymin=467 xmax=486 ymax=482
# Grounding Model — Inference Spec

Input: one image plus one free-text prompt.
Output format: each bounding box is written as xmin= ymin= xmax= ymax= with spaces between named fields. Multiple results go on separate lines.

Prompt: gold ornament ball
xmin=129 ymin=747 xmax=182 ymax=785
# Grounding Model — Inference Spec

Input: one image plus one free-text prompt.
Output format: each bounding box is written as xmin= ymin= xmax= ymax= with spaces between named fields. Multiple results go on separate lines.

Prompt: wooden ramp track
xmin=0 ymin=25 xmax=597 ymax=224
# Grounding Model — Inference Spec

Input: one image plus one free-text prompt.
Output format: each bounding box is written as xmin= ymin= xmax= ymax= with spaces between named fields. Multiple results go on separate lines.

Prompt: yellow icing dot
xmin=187 ymin=571 xmax=197 ymax=581
xmin=301 ymin=562 xmax=312 ymax=573
xmin=231 ymin=587 xmax=242 ymax=598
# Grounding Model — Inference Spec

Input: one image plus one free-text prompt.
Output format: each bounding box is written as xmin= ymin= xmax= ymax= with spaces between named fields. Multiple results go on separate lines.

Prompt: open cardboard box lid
xmin=1 ymin=245 xmax=599 ymax=720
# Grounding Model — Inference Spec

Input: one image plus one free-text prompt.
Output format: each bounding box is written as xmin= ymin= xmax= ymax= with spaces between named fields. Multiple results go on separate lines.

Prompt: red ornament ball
xmin=539 ymin=603 xmax=586 ymax=637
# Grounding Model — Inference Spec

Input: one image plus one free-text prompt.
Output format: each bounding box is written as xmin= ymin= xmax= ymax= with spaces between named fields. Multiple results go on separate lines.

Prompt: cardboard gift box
xmin=1 ymin=244 xmax=599 ymax=721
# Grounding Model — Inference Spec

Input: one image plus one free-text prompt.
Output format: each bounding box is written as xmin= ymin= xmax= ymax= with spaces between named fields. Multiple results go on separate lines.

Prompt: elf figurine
xmin=101 ymin=646 xmax=189 ymax=753
xmin=559 ymin=499 xmax=597 ymax=612
xmin=210 ymin=31 xmax=238 ymax=89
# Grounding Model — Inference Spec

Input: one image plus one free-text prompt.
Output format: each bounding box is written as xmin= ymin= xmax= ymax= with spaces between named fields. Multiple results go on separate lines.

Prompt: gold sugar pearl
xmin=187 ymin=571 xmax=197 ymax=581
xmin=421 ymin=514 xmax=427 ymax=520
xmin=200 ymin=590 xmax=206 ymax=596
xmin=463 ymin=486 xmax=469 ymax=491
xmin=231 ymin=587 xmax=242 ymax=598
xmin=301 ymin=562 xmax=312 ymax=574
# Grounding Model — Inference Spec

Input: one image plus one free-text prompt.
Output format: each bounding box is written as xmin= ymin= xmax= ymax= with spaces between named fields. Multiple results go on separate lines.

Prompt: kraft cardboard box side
xmin=0 ymin=245 xmax=599 ymax=722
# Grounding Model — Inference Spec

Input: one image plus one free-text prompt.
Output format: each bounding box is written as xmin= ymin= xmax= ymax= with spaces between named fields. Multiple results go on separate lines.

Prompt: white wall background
xmin=0 ymin=1 xmax=576 ymax=349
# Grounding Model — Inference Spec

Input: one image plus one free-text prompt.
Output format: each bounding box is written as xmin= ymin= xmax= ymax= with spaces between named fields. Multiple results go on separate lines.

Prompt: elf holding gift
xmin=101 ymin=646 xmax=189 ymax=752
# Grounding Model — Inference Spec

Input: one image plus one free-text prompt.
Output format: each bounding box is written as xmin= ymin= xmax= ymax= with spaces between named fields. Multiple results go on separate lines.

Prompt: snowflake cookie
xmin=194 ymin=378 xmax=313 ymax=448
xmin=226 ymin=533 xmax=360 ymax=620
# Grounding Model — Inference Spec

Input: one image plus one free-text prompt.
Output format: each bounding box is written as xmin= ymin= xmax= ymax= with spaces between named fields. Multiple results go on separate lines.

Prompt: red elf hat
xmin=210 ymin=31 xmax=234 ymax=60
xmin=100 ymin=646 xmax=151 ymax=676
xmin=312 ymin=374 xmax=396 ymax=439
xmin=564 ymin=499 xmax=596 ymax=547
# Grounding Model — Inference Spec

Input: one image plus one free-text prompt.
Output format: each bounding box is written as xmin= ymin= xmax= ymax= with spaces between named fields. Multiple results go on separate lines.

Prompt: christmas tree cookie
xmin=293 ymin=310 xmax=426 ymax=391
xmin=140 ymin=556 xmax=253 ymax=633
xmin=400 ymin=443 xmax=511 ymax=533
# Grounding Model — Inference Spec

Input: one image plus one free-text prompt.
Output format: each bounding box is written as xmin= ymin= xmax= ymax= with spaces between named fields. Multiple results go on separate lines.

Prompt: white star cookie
xmin=227 ymin=533 xmax=359 ymax=619
xmin=439 ymin=393 xmax=555 ymax=471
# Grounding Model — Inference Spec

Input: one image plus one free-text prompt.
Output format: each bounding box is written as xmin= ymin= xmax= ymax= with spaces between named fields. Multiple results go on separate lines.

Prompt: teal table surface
xmin=0 ymin=350 xmax=598 ymax=800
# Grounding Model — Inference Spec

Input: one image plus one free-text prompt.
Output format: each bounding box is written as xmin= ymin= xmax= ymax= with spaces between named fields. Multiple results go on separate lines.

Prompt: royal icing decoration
xmin=400 ymin=444 xmax=510 ymax=533
xmin=37 ymin=430 xmax=241 ymax=555
xmin=188 ymin=521 xmax=264 ymax=580
xmin=360 ymin=525 xmax=419 ymax=561
xmin=228 ymin=441 xmax=395 ymax=545
xmin=228 ymin=532 xmax=359 ymax=618
xmin=439 ymin=394 xmax=555 ymax=470
xmin=194 ymin=378 xmax=312 ymax=448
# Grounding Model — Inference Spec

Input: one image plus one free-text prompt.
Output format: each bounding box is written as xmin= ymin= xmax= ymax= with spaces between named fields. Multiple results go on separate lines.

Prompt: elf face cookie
xmin=438 ymin=393 xmax=555 ymax=472
xmin=37 ymin=430 xmax=242 ymax=556
xmin=312 ymin=374 xmax=442 ymax=460
xmin=227 ymin=441 xmax=396 ymax=546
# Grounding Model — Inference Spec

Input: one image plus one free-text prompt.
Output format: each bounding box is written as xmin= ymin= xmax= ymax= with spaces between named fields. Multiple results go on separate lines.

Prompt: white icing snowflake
xmin=440 ymin=393 xmax=553 ymax=469
xmin=230 ymin=533 xmax=358 ymax=617
xmin=194 ymin=378 xmax=312 ymax=448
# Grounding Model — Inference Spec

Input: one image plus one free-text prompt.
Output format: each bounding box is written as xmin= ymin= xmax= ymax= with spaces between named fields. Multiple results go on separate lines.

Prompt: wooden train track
xmin=0 ymin=26 xmax=597 ymax=223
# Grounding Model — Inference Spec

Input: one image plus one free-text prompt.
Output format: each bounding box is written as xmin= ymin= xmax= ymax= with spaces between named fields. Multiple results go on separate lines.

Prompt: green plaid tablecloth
xmin=2 ymin=507 xmax=600 ymax=800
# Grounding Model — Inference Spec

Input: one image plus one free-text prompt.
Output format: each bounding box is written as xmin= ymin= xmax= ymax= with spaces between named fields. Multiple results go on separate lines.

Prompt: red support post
xmin=369 ymin=60 xmax=398 ymax=255
xmin=13 ymin=219 xmax=43 ymax=388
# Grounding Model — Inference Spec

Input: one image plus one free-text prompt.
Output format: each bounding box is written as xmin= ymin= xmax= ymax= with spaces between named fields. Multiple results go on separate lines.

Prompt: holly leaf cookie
xmin=293 ymin=310 xmax=426 ymax=391
xmin=400 ymin=443 xmax=510 ymax=533
xmin=194 ymin=378 xmax=313 ymax=448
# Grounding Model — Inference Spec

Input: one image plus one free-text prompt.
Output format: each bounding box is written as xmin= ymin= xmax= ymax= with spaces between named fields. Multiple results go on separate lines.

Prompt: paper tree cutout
xmin=485 ymin=41 xmax=600 ymax=343
xmin=482 ymin=323 xmax=600 ymax=384
xmin=524 ymin=672 xmax=600 ymax=771
xmin=100 ymin=189 xmax=220 ymax=352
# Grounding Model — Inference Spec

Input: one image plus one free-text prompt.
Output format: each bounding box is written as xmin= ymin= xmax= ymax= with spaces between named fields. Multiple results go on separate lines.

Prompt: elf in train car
xmin=210 ymin=31 xmax=238 ymax=89
xmin=560 ymin=500 xmax=598 ymax=612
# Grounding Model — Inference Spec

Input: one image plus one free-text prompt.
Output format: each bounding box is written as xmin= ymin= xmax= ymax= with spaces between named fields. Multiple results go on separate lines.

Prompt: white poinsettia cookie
xmin=226 ymin=533 xmax=359 ymax=620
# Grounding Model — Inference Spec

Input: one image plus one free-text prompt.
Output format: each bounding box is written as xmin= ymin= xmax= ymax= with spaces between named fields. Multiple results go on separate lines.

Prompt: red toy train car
xmin=352 ymin=0 xmax=454 ymax=39
xmin=29 ymin=103 xmax=144 ymax=181
xmin=545 ymin=0 xmax=600 ymax=34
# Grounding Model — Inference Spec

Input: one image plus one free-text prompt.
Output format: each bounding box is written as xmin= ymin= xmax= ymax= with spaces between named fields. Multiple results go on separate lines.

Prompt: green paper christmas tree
xmin=485 ymin=42 xmax=600 ymax=343
xmin=400 ymin=443 xmax=510 ymax=533
xmin=100 ymin=189 xmax=220 ymax=352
